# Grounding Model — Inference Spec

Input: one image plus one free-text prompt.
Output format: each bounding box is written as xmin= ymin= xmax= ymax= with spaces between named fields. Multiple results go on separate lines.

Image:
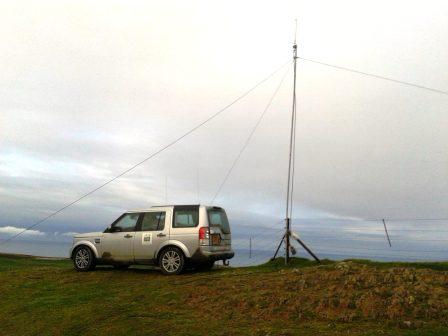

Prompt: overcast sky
xmin=0 ymin=0 xmax=447 ymax=255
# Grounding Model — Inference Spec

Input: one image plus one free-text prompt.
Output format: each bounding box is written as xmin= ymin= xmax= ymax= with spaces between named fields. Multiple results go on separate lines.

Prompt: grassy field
xmin=1 ymin=253 xmax=448 ymax=336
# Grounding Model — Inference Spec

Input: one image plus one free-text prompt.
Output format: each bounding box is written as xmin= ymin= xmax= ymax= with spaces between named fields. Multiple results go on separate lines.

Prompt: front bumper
xmin=68 ymin=245 xmax=75 ymax=259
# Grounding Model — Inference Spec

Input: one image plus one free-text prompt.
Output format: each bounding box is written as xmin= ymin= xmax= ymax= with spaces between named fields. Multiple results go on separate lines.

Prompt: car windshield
xmin=207 ymin=208 xmax=230 ymax=234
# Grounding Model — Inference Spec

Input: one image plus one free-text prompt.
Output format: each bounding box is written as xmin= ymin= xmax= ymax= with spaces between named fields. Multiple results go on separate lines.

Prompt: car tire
xmin=73 ymin=246 xmax=96 ymax=272
xmin=159 ymin=247 xmax=185 ymax=275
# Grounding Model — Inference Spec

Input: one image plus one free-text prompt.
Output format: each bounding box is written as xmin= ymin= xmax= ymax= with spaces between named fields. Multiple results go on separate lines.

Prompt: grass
xmin=1 ymin=253 xmax=448 ymax=336
xmin=345 ymin=259 xmax=448 ymax=271
xmin=0 ymin=253 xmax=70 ymax=271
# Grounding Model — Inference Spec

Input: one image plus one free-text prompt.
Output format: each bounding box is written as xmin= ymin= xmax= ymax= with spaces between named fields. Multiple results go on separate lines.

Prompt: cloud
xmin=0 ymin=1 xmax=447 ymax=256
xmin=60 ymin=232 xmax=79 ymax=237
xmin=0 ymin=226 xmax=45 ymax=236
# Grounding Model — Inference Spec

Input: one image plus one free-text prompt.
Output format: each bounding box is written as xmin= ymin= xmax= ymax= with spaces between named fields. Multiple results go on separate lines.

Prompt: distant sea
xmin=0 ymin=239 xmax=72 ymax=259
xmin=1 ymin=238 xmax=447 ymax=267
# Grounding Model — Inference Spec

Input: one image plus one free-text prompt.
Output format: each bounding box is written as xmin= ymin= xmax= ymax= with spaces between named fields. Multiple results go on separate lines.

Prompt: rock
xmin=403 ymin=321 xmax=412 ymax=328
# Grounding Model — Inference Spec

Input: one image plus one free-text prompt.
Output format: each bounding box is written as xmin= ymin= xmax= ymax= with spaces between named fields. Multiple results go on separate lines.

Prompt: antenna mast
xmin=272 ymin=20 xmax=320 ymax=265
xmin=284 ymin=20 xmax=298 ymax=265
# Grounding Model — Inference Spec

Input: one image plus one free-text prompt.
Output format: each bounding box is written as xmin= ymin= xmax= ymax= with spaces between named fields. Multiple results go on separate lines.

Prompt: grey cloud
xmin=0 ymin=1 xmax=447 ymax=261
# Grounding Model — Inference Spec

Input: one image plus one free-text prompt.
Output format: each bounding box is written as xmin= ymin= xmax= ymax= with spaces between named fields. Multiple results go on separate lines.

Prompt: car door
xmin=101 ymin=212 xmax=140 ymax=262
xmin=133 ymin=210 xmax=171 ymax=263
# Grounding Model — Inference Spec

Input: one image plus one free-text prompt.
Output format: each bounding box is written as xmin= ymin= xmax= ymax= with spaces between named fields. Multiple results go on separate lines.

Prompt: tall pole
xmin=284 ymin=22 xmax=298 ymax=265
xmin=249 ymin=237 xmax=252 ymax=259
xmin=165 ymin=176 xmax=168 ymax=203
xmin=382 ymin=219 xmax=392 ymax=247
xmin=196 ymin=168 xmax=200 ymax=203
xmin=272 ymin=20 xmax=319 ymax=265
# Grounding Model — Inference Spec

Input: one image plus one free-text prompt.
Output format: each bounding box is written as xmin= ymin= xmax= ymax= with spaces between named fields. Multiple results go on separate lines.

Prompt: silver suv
xmin=70 ymin=205 xmax=234 ymax=275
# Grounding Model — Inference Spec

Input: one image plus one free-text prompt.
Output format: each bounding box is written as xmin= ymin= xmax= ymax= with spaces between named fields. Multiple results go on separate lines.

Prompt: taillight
xmin=199 ymin=227 xmax=210 ymax=245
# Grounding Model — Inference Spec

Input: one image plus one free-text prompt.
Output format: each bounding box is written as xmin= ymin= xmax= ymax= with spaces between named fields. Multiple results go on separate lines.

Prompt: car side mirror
xmin=110 ymin=226 xmax=122 ymax=233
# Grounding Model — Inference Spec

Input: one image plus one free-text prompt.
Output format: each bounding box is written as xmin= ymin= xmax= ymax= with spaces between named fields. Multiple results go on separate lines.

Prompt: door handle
xmin=157 ymin=233 xmax=166 ymax=237
xmin=124 ymin=234 xmax=133 ymax=238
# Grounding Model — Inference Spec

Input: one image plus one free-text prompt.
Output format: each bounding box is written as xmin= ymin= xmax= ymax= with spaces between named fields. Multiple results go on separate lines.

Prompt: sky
xmin=0 ymin=0 xmax=447 ymax=260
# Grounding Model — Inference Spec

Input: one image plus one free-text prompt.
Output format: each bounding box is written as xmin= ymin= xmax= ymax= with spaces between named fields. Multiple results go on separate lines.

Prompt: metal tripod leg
xmin=270 ymin=234 xmax=285 ymax=261
xmin=292 ymin=233 xmax=320 ymax=262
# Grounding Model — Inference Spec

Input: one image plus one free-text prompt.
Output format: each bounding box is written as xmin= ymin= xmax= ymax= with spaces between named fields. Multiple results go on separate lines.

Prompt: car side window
xmin=112 ymin=213 xmax=139 ymax=232
xmin=141 ymin=212 xmax=166 ymax=231
xmin=173 ymin=210 xmax=198 ymax=228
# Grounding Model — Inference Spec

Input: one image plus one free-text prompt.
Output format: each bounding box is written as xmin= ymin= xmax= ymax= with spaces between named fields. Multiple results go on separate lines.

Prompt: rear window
xmin=207 ymin=208 xmax=230 ymax=234
xmin=173 ymin=210 xmax=199 ymax=228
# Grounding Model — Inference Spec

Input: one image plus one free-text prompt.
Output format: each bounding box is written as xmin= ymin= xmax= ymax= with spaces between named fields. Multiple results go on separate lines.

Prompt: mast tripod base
xmin=271 ymin=231 xmax=320 ymax=263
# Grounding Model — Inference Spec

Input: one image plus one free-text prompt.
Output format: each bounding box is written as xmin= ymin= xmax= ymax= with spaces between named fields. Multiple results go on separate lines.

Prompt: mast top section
xmin=294 ymin=18 xmax=297 ymax=44
xmin=293 ymin=19 xmax=298 ymax=56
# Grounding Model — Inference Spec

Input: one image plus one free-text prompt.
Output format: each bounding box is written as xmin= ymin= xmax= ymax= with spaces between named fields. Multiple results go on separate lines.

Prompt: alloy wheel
xmin=161 ymin=250 xmax=181 ymax=273
xmin=75 ymin=247 xmax=90 ymax=269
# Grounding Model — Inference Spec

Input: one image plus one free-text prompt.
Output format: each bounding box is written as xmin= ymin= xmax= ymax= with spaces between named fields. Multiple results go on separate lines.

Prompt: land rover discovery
xmin=70 ymin=205 xmax=234 ymax=275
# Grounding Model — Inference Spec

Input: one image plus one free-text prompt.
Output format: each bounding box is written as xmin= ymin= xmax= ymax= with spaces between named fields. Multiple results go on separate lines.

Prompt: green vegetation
xmin=1 ymin=253 xmax=448 ymax=336
xmin=0 ymin=253 xmax=70 ymax=272
xmin=346 ymin=259 xmax=448 ymax=272
xmin=259 ymin=256 xmax=448 ymax=271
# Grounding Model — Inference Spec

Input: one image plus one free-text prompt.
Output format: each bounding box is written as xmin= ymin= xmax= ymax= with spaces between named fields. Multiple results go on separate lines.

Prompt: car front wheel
xmin=73 ymin=246 xmax=96 ymax=272
xmin=159 ymin=247 xmax=185 ymax=275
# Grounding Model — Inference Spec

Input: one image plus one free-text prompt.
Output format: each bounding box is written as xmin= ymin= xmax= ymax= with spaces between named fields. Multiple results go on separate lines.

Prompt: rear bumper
xmin=190 ymin=247 xmax=234 ymax=262
xmin=202 ymin=251 xmax=235 ymax=261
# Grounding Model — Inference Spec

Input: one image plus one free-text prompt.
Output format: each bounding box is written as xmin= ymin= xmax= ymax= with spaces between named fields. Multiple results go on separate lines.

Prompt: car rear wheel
xmin=159 ymin=247 xmax=185 ymax=275
xmin=73 ymin=246 xmax=96 ymax=272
